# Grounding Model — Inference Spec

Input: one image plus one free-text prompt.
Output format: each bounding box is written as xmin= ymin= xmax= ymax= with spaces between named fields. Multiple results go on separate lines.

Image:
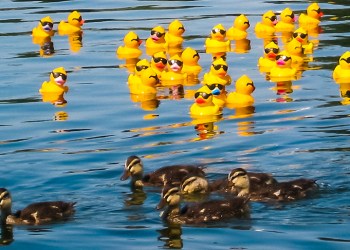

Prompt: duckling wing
xmin=270 ymin=179 xmax=318 ymax=201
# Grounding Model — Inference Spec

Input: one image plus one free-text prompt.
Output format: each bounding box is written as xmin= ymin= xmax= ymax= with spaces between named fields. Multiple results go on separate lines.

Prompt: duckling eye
xmin=51 ymin=72 xmax=67 ymax=80
xmin=153 ymin=57 xmax=167 ymax=65
xmin=341 ymin=57 xmax=350 ymax=64
xmin=194 ymin=92 xmax=212 ymax=99
xmin=212 ymin=64 xmax=228 ymax=71
xmin=151 ymin=30 xmax=164 ymax=37
xmin=264 ymin=48 xmax=279 ymax=54
xmin=206 ymin=84 xmax=224 ymax=90
xmin=212 ymin=28 xmax=226 ymax=35
xmin=40 ymin=21 xmax=53 ymax=28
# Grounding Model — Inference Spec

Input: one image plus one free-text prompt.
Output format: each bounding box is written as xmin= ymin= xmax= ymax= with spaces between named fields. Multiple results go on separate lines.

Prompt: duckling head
xmin=124 ymin=31 xmax=142 ymax=48
xmin=168 ymin=19 xmax=185 ymax=36
xmin=180 ymin=174 xmax=209 ymax=194
xmin=307 ymin=3 xmax=323 ymax=19
xmin=150 ymin=26 xmax=166 ymax=42
xmin=134 ymin=59 xmax=151 ymax=76
xmin=228 ymin=168 xmax=250 ymax=196
xmin=339 ymin=51 xmax=350 ymax=70
xmin=194 ymin=86 xmax=214 ymax=107
xmin=264 ymin=41 xmax=279 ymax=59
xmin=181 ymin=47 xmax=200 ymax=65
xmin=50 ymin=67 xmax=67 ymax=86
xmin=39 ymin=16 xmax=54 ymax=32
xmin=262 ymin=10 xmax=278 ymax=26
xmin=210 ymin=57 xmax=228 ymax=77
xmin=120 ymin=155 xmax=144 ymax=181
xmin=140 ymin=67 xmax=159 ymax=87
xmin=167 ymin=54 xmax=183 ymax=72
xmin=68 ymin=11 xmax=84 ymax=27
xmin=275 ymin=50 xmax=293 ymax=68
xmin=151 ymin=51 xmax=167 ymax=70
xmin=157 ymin=186 xmax=181 ymax=209
xmin=280 ymin=7 xmax=296 ymax=24
xmin=292 ymin=27 xmax=308 ymax=43
xmin=234 ymin=14 xmax=250 ymax=31
xmin=235 ymin=74 xmax=255 ymax=95
xmin=210 ymin=24 xmax=227 ymax=41
xmin=286 ymin=38 xmax=303 ymax=56
xmin=0 ymin=188 xmax=12 ymax=218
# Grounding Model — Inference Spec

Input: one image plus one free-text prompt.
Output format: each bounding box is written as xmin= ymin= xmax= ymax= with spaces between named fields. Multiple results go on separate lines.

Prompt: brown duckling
xmin=180 ymin=174 xmax=209 ymax=194
xmin=120 ymin=155 xmax=206 ymax=188
xmin=156 ymin=185 xmax=249 ymax=224
xmin=0 ymin=188 xmax=75 ymax=225
xmin=229 ymin=168 xmax=318 ymax=201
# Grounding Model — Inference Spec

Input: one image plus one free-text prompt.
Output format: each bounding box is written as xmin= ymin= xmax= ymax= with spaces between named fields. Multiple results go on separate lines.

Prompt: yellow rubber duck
xmin=286 ymin=39 xmax=304 ymax=68
xmin=258 ymin=41 xmax=280 ymax=72
xmin=205 ymin=24 xmax=230 ymax=52
xmin=181 ymin=47 xmax=202 ymax=75
xmin=58 ymin=11 xmax=84 ymax=35
xmin=227 ymin=14 xmax=250 ymax=40
xmin=269 ymin=50 xmax=297 ymax=81
xmin=165 ymin=19 xmax=185 ymax=47
xmin=150 ymin=51 xmax=167 ymax=79
xmin=39 ymin=67 xmax=68 ymax=94
xmin=32 ymin=16 xmax=55 ymax=39
xmin=117 ymin=31 xmax=143 ymax=59
xmin=161 ymin=55 xmax=187 ymax=86
xmin=333 ymin=51 xmax=350 ymax=84
xmin=254 ymin=10 xmax=278 ymax=36
xmin=226 ymin=75 xmax=255 ymax=108
xmin=298 ymin=3 xmax=323 ymax=28
xmin=190 ymin=86 xmax=222 ymax=117
xmin=203 ymin=58 xmax=232 ymax=85
xmin=128 ymin=67 xmax=159 ymax=95
xmin=145 ymin=26 xmax=166 ymax=54
xmin=275 ymin=8 xmax=296 ymax=33
xmin=292 ymin=27 xmax=314 ymax=54
xmin=204 ymin=82 xmax=227 ymax=108
xmin=127 ymin=59 xmax=151 ymax=85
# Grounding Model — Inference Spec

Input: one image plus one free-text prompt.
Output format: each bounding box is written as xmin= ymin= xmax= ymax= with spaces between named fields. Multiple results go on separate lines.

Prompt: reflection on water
xmin=158 ymin=223 xmax=183 ymax=249
xmin=0 ymin=225 xmax=13 ymax=246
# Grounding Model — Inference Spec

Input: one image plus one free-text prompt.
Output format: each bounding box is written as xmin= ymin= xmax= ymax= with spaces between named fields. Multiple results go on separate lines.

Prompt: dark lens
xmin=169 ymin=60 xmax=183 ymax=67
xmin=202 ymin=93 xmax=211 ymax=99
xmin=219 ymin=29 xmax=226 ymax=35
xmin=41 ymin=21 xmax=53 ymax=28
xmin=151 ymin=30 xmax=164 ymax=37
xmin=292 ymin=33 xmax=298 ymax=38
xmin=52 ymin=72 xmax=67 ymax=80
xmin=151 ymin=30 xmax=155 ymax=35
xmin=217 ymin=84 xmax=224 ymax=90
xmin=153 ymin=57 xmax=167 ymax=64
xmin=194 ymin=92 xmax=200 ymax=98
xmin=300 ymin=33 xmax=307 ymax=39
xmin=207 ymin=84 xmax=216 ymax=90
xmin=136 ymin=65 xmax=148 ymax=71
xmin=271 ymin=16 xmax=277 ymax=21
xmin=212 ymin=64 xmax=228 ymax=71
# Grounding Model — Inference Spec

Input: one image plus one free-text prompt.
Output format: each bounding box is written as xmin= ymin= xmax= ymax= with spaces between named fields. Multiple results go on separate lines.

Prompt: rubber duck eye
xmin=212 ymin=64 xmax=228 ymax=71
xmin=264 ymin=48 xmax=279 ymax=54
xmin=286 ymin=13 xmax=295 ymax=19
xmin=135 ymin=65 xmax=148 ymax=71
xmin=207 ymin=84 xmax=224 ymax=90
xmin=73 ymin=16 xmax=82 ymax=22
xmin=151 ymin=30 xmax=164 ymax=37
xmin=314 ymin=9 xmax=321 ymax=14
xmin=153 ymin=57 xmax=167 ymax=65
xmin=40 ymin=21 xmax=53 ymax=28
xmin=212 ymin=28 xmax=226 ymax=35
xmin=168 ymin=59 xmax=183 ymax=67
xmin=266 ymin=15 xmax=277 ymax=21
xmin=341 ymin=57 xmax=350 ymax=64
xmin=52 ymin=72 xmax=67 ymax=80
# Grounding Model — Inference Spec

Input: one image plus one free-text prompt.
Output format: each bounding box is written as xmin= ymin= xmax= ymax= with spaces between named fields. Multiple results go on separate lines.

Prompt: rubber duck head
xmin=39 ymin=16 xmax=54 ymax=32
xmin=149 ymin=26 xmax=166 ymax=43
xmin=280 ymin=7 xmax=296 ymax=24
xmin=210 ymin=24 xmax=227 ymax=41
xmin=339 ymin=51 xmax=350 ymax=70
xmin=140 ymin=67 xmax=159 ymax=87
xmin=134 ymin=59 xmax=151 ymax=76
xmin=167 ymin=55 xmax=183 ymax=72
xmin=151 ymin=51 xmax=167 ymax=70
xmin=235 ymin=74 xmax=255 ymax=95
xmin=181 ymin=47 xmax=200 ymax=65
xmin=194 ymin=86 xmax=214 ymax=107
xmin=262 ymin=10 xmax=278 ymax=26
xmin=50 ymin=67 xmax=67 ymax=86
xmin=307 ymin=3 xmax=323 ymax=20
xmin=210 ymin=58 xmax=228 ymax=77
xmin=168 ymin=19 xmax=185 ymax=36
xmin=124 ymin=31 xmax=142 ymax=48
xmin=292 ymin=27 xmax=308 ymax=44
xmin=68 ymin=11 xmax=84 ymax=27
xmin=234 ymin=14 xmax=250 ymax=31
xmin=286 ymin=38 xmax=303 ymax=56
xmin=264 ymin=41 xmax=279 ymax=59
xmin=275 ymin=50 xmax=293 ymax=68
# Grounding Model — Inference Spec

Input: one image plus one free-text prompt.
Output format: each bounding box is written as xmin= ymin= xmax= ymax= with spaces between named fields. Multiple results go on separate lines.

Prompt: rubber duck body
xmin=32 ymin=16 xmax=55 ymax=39
xmin=117 ymin=31 xmax=143 ymax=59
xmin=0 ymin=188 xmax=75 ymax=225
xmin=156 ymin=186 xmax=250 ymax=224
xmin=165 ymin=19 xmax=185 ymax=47
xmin=161 ymin=55 xmax=187 ymax=86
xmin=190 ymin=86 xmax=222 ymax=117
xmin=145 ymin=26 xmax=166 ymax=55
xmin=227 ymin=14 xmax=250 ymax=40
xmin=286 ymin=39 xmax=304 ymax=68
xmin=269 ymin=51 xmax=297 ymax=81
xmin=58 ymin=11 xmax=84 ymax=35
xmin=255 ymin=10 xmax=278 ymax=37
xmin=275 ymin=8 xmax=296 ymax=33
xmin=292 ymin=27 xmax=314 ymax=54
xmin=120 ymin=155 xmax=206 ymax=188
xmin=205 ymin=24 xmax=230 ymax=53
xmin=258 ymin=41 xmax=280 ymax=72
xmin=39 ymin=67 xmax=69 ymax=94
xmin=151 ymin=51 xmax=168 ymax=79
xmin=128 ymin=67 xmax=159 ymax=95
xmin=226 ymin=75 xmax=255 ymax=108
xmin=299 ymin=3 xmax=323 ymax=28
xmin=181 ymin=47 xmax=202 ymax=75
xmin=203 ymin=58 xmax=232 ymax=85
xmin=333 ymin=51 xmax=350 ymax=84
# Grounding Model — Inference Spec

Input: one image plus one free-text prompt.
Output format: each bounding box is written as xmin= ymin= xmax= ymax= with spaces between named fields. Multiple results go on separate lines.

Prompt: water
xmin=1 ymin=0 xmax=350 ymax=249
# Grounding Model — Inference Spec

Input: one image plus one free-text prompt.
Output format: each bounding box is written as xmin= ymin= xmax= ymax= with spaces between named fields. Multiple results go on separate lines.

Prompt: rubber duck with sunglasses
xmin=58 ymin=11 xmax=84 ymax=35
xmin=117 ymin=31 xmax=143 ymax=59
xmin=127 ymin=59 xmax=151 ymax=85
xmin=333 ymin=51 xmax=350 ymax=84
xmin=32 ymin=16 xmax=55 ymax=39
xmin=255 ymin=10 xmax=278 ymax=37
xmin=258 ymin=41 xmax=280 ymax=73
xmin=203 ymin=58 xmax=232 ymax=86
xmin=39 ymin=67 xmax=69 ymax=95
xmin=151 ymin=51 xmax=168 ymax=79
xmin=269 ymin=51 xmax=298 ymax=81
xmin=190 ymin=86 xmax=222 ymax=117
xmin=161 ymin=55 xmax=187 ymax=86
xmin=291 ymin=27 xmax=314 ymax=54
xmin=299 ymin=2 xmax=323 ymax=28
xmin=205 ymin=24 xmax=230 ymax=53
xmin=146 ymin=26 xmax=166 ymax=55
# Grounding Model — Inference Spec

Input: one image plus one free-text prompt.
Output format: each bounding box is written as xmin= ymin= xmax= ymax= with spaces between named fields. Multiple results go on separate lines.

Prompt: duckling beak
xmin=120 ymin=170 xmax=130 ymax=181
xmin=156 ymin=198 xmax=167 ymax=210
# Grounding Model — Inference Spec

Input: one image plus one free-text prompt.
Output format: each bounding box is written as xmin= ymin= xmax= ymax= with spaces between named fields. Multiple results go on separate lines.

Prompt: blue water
xmin=1 ymin=0 xmax=350 ymax=249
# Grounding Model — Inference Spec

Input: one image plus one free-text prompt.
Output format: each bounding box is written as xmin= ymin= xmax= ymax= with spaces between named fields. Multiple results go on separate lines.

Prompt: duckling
xmin=58 ymin=11 xmax=84 ymax=35
xmin=151 ymin=51 xmax=168 ymax=79
xmin=0 ymin=188 xmax=75 ymax=225
xmin=156 ymin=185 xmax=250 ymax=224
xmin=180 ymin=174 xmax=209 ymax=194
xmin=181 ymin=47 xmax=202 ymax=75
xmin=298 ymin=2 xmax=323 ymax=28
xmin=254 ymin=10 xmax=278 ymax=36
xmin=275 ymin=8 xmax=296 ymax=33
xmin=120 ymin=155 xmax=206 ymax=188
xmin=333 ymin=51 xmax=350 ymax=84
xmin=258 ymin=41 xmax=280 ymax=72
xmin=165 ymin=19 xmax=185 ymax=47
xmin=226 ymin=14 xmax=250 ymax=40
xmin=32 ymin=16 xmax=55 ymax=38
xmin=39 ymin=67 xmax=68 ymax=94
xmin=203 ymin=57 xmax=232 ymax=85
xmin=190 ymin=86 xmax=222 ymax=117
xmin=116 ymin=31 xmax=143 ymax=59
xmin=128 ymin=67 xmax=159 ymax=95
xmin=229 ymin=168 xmax=318 ymax=201
xmin=145 ymin=26 xmax=166 ymax=54
xmin=292 ymin=27 xmax=314 ymax=54
xmin=161 ymin=54 xmax=187 ymax=86
xmin=269 ymin=50 xmax=297 ymax=81
xmin=205 ymin=24 xmax=231 ymax=51
xmin=226 ymin=74 xmax=255 ymax=108
xmin=286 ymin=38 xmax=304 ymax=68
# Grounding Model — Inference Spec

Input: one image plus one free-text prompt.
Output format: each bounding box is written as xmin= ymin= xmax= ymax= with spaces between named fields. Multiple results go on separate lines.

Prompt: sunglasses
xmin=52 ymin=72 xmax=67 ymax=80
xmin=276 ymin=55 xmax=291 ymax=61
xmin=73 ymin=16 xmax=83 ymax=22
xmin=135 ymin=65 xmax=149 ymax=71
xmin=151 ymin=30 xmax=164 ymax=38
xmin=264 ymin=48 xmax=279 ymax=54
xmin=212 ymin=28 xmax=226 ymax=35
xmin=341 ymin=57 xmax=350 ymax=63
xmin=212 ymin=64 xmax=228 ymax=71
xmin=194 ymin=92 xmax=212 ymax=99
xmin=40 ymin=21 xmax=53 ymax=28
xmin=293 ymin=32 xmax=307 ymax=39
xmin=152 ymin=57 xmax=167 ymax=64
xmin=206 ymin=84 xmax=224 ymax=91
xmin=168 ymin=59 xmax=183 ymax=67
xmin=265 ymin=15 xmax=277 ymax=22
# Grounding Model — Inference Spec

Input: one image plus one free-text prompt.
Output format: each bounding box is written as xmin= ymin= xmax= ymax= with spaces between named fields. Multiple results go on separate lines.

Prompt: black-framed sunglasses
xmin=276 ymin=55 xmax=291 ymax=61
xmin=264 ymin=48 xmax=279 ymax=54
xmin=206 ymin=84 xmax=224 ymax=91
xmin=40 ymin=21 xmax=53 ymax=28
xmin=293 ymin=32 xmax=307 ymax=39
xmin=212 ymin=64 xmax=228 ymax=71
xmin=194 ymin=92 xmax=212 ymax=99
xmin=152 ymin=57 xmax=167 ymax=64
xmin=168 ymin=59 xmax=183 ymax=67
xmin=51 ymin=72 xmax=67 ymax=80
xmin=135 ymin=65 xmax=149 ymax=71
xmin=212 ymin=28 xmax=226 ymax=35
xmin=151 ymin=30 xmax=164 ymax=38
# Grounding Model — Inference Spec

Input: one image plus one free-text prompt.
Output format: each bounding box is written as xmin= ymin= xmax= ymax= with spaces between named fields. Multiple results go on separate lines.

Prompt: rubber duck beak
xmin=80 ymin=19 xmax=85 ymax=26
xmin=212 ymin=88 xmax=221 ymax=95
xmin=170 ymin=63 xmax=181 ymax=72
xmin=196 ymin=97 xmax=205 ymax=104
xmin=277 ymin=60 xmax=286 ymax=66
